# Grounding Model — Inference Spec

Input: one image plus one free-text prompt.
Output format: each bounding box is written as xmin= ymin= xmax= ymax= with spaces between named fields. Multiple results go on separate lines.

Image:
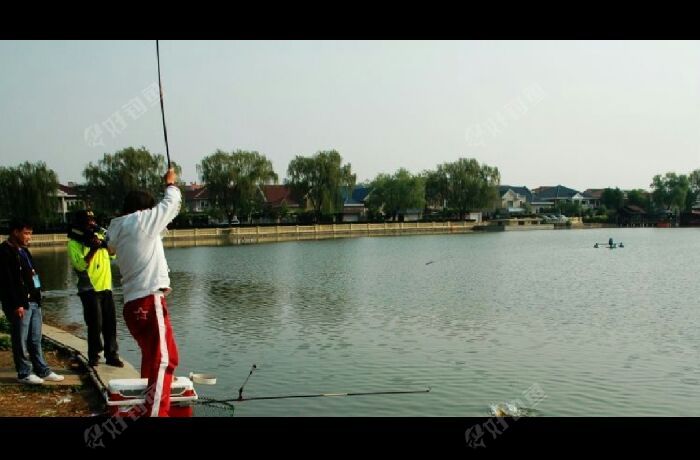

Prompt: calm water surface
xmin=35 ymin=228 xmax=700 ymax=416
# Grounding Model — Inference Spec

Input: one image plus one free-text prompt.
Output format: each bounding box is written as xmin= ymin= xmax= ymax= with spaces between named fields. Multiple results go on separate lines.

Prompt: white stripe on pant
xmin=151 ymin=293 xmax=169 ymax=416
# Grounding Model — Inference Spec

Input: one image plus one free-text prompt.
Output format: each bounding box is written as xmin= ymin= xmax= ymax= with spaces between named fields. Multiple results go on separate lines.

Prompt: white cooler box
xmin=106 ymin=376 xmax=198 ymax=417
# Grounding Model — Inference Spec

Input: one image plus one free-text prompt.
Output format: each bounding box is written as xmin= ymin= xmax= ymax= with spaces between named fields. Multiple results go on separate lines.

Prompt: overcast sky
xmin=1 ymin=40 xmax=698 ymax=191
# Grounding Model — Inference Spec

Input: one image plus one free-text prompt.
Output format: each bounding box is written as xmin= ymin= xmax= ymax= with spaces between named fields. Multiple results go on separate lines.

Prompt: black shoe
xmin=106 ymin=357 xmax=125 ymax=368
xmin=88 ymin=357 xmax=99 ymax=367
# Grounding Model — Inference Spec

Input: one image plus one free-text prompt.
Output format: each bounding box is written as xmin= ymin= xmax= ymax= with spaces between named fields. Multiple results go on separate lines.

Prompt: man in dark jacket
xmin=0 ymin=219 xmax=64 ymax=384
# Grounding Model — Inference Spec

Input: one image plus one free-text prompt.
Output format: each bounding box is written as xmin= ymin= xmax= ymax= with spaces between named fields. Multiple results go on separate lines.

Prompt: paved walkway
xmin=1 ymin=312 xmax=139 ymax=397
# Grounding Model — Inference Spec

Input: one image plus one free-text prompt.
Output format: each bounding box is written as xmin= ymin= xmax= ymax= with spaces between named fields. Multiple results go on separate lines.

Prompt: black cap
xmin=73 ymin=210 xmax=95 ymax=227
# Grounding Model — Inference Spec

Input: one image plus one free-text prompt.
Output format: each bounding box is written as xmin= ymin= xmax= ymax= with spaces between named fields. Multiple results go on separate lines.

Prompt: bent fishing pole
xmin=237 ymin=363 xmax=257 ymax=401
xmin=232 ymin=387 xmax=433 ymax=403
xmin=156 ymin=40 xmax=171 ymax=169
xmin=198 ymin=364 xmax=431 ymax=406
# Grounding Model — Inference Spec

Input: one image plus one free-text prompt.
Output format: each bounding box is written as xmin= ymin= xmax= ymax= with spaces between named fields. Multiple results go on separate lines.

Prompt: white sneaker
xmin=42 ymin=372 xmax=65 ymax=382
xmin=18 ymin=374 xmax=44 ymax=385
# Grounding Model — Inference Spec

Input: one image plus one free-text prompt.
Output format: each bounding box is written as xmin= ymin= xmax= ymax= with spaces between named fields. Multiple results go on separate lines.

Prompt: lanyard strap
xmin=18 ymin=248 xmax=35 ymax=272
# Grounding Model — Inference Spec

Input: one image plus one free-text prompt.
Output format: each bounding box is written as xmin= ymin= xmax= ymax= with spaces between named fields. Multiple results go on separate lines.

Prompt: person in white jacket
xmin=108 ymin=168 xmax=181 ymax=417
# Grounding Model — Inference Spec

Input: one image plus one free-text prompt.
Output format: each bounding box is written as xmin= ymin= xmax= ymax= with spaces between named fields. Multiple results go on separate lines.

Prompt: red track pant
xmin=123 ymin=293 xmax=179 ymax=417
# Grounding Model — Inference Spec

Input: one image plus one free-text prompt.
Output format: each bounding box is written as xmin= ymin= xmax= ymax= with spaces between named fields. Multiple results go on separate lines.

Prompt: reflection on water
xmin=31 ymin=229 xmax=700 ymax=416
xmin=32 ymin=248 xmax=83 ymax=333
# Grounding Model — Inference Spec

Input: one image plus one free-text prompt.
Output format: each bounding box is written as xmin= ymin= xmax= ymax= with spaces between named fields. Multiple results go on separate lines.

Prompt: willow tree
xmin=687 ymin=169 xmax=700 ymax=210
xmin=601 ymin=187 xmax=625 ymax=212
xmin=83 ymin=146 xmax=181 ymax=215
xmin=625 ymin=189 xmax=651 ymax=210
xmin=368 ymin=168 xmax=425 ymax=221
xmin=286 ymin=150 xmax=355 ymax=222
xmin=423 ymin=169 xmax=449 ymax=210
xmin=0 ymin=162 xmax=59 ymax=227
xmin=427 ymin=158 xmax=500 ymax=220
xmin=651 ymin=172 xmax=689 ymax=213
xmin=199 ymin=149 xmax=278 ymax=224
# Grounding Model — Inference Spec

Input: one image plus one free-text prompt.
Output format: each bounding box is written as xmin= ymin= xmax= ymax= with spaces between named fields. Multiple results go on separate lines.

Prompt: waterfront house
xmin=498 ymin=185 xmax=533 ymax=214
xmin=56 ymin=183 xmax=85 ymax=223
xmin=340 ymin=186 xmax=371 ymax=222
xmin=581 ymin=188 xmax=604 ymax=209
xmin=531 ymin=185 xmax=585 ymax=212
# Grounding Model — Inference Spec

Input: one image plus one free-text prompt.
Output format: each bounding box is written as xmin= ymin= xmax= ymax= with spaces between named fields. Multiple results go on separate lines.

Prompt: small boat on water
xmin=594 ymin=239 xmax=623 ymax=248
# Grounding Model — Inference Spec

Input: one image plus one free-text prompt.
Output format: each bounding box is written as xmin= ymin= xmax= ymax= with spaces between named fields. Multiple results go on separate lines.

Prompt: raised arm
xmin=137 ymin=169 xmax=182 ymax=237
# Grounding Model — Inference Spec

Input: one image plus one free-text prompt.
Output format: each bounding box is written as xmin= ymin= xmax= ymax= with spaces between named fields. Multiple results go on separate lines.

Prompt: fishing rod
xmin=199 ymin=387 xmax=432 ymax=405
xmin=197 ymin=363 xmax=431 ymax=405
xmin=156 ymin=40 xmax=171 ymax=169
xmin=230 ymin=387 xmax=432 ymax=403
xmin=237 ymin=364 xmax=257 ymax=401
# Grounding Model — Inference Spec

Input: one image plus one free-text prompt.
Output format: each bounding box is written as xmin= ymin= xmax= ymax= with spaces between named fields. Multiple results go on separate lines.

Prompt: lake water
xmin=34 ymin=228 xmax=700 ymax=416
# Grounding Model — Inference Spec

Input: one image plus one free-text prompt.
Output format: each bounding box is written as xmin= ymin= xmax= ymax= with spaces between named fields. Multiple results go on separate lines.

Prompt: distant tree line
xmin=3 ymin=145 xmax=697 ymax=229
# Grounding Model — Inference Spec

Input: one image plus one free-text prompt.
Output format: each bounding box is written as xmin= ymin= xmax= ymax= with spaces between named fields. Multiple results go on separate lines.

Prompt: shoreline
xmin=21 ymin=221 xmax=621 ymax=250
xmin=0 ymin=311 xmax=139 ymax=416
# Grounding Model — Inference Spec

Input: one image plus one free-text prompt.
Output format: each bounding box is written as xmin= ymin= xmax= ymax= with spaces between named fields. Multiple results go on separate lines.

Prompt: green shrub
xmin=0 ymin=334 xmax=10 ymax=351
xmin=0 ymin=315 xmax=10 ymax=333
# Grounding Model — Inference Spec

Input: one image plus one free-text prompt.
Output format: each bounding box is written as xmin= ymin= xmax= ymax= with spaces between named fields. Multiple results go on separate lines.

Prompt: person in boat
xmin=608 ymin=237 xmax=614 ymax=247
xmin=594 ymin=243 xmax=599 ymax=248
xmin=107 ymin=168 xmax=181 ymax=417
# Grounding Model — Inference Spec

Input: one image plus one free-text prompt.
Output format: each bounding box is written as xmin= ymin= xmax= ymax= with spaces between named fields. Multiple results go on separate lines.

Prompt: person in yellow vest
xmin=67 ymin=210 xmax=123 ymax=367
